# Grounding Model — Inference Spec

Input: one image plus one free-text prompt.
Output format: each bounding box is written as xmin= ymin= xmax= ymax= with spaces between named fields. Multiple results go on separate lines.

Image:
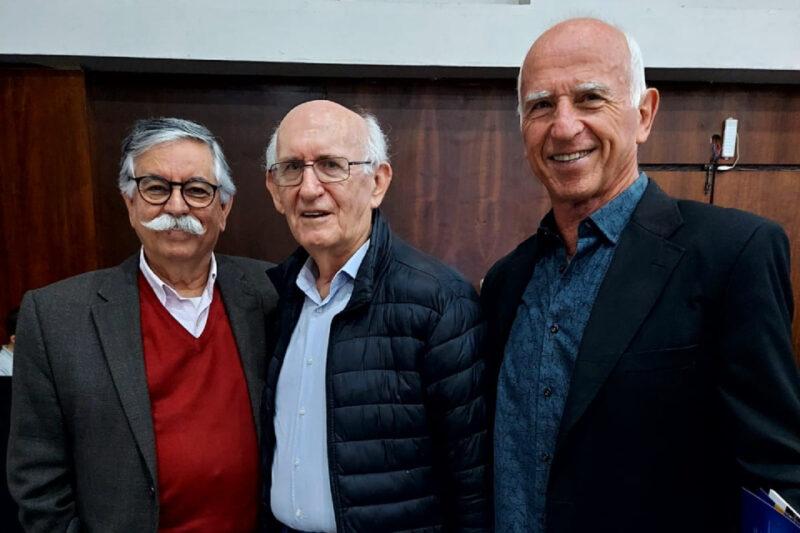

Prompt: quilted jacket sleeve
xmin=421 ymin=280 xmax=491 ymax=532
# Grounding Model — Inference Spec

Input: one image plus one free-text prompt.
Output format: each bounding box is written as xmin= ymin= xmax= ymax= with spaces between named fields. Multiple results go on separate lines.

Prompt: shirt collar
xmin=536 ymin=172 xmax=648 ymax=246
xmin=587 ymin=172 xmax=648 ymax=245
xmin=296 ymin=239 xmax=370 ymax=305
xmin=138 ymin=247 xmax=217 ymax=305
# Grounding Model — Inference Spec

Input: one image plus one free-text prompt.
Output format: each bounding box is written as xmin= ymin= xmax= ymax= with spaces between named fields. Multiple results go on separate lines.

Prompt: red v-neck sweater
xmin=138 ymin=275 xmax=259 ymax=532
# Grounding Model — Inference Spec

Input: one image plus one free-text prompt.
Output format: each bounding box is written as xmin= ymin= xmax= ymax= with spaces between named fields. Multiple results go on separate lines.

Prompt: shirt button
xmin=314 ymin=307 xmax=324 ymax=314
xmin=306 ymin=358 xmax=313 ymax=366
xmin=550 ymin=324 xmax=559 ymax=334
xmin=299 ymin=408 xmax=306 ymax=416
xmin=294 ymin=458 xmax=300 ymax=467
xmin=541 ymin=452 xmax=552 ymax=464
xmin=543 ymin=386 xmax=552 ymax=398
xmin=295 ymin=509 xmax=303 ymax=518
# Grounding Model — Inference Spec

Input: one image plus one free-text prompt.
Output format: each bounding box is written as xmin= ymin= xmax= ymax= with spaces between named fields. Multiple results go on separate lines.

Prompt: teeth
xmin=552 ymin=150 xmax=591 ymax=162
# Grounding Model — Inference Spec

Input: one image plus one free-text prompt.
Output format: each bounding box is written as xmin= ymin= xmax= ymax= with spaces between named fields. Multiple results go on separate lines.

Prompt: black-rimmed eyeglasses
xmin=268 ymin=157 xmax=372 ymax=187
xmin=131 ymin=176 xmax=220 ymax=208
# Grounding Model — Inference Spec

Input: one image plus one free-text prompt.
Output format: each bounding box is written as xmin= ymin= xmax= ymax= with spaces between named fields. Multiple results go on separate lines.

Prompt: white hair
xmin=517 ymin=21 xmax=647 ymax=121
xmin=118 ymin=117 xmax=235 ymax=204
xmin=264 ymin=109 xmax=390 ymax=173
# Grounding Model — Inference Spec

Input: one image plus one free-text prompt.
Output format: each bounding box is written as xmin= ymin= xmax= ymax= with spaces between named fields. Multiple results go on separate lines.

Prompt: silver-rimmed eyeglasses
xmin=268 ymin=157 xmax=372 ymax=187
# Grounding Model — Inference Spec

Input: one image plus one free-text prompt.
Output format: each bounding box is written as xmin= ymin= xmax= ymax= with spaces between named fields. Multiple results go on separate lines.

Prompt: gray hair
xmin=264 ymin=110 xmax=390 ymax=173
xmin=517 ymin=23 xmax=647 ymax=120
xmin=119 ymin=117 xmax=235 ymax=204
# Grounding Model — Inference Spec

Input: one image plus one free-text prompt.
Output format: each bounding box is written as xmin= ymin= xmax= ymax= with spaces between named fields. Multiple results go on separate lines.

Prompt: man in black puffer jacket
xmin=261 ymin=100 xmax=490 ymax=533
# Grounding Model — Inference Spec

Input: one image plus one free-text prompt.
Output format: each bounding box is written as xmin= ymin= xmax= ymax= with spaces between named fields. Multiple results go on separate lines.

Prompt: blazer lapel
xmin=557 ymin=181 xmax=687 ymax=447
xmin=215 ymin=256 xmax=266 ymax=438
xmin=92 ymin=255 xmax=158 ymax=485
xmin=488 ymin=234 xmax=541 ymax=347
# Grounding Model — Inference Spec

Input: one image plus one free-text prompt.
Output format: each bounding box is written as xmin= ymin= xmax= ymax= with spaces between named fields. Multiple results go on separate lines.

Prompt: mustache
xmin=140 ymin=214 xmax=206 ymax=235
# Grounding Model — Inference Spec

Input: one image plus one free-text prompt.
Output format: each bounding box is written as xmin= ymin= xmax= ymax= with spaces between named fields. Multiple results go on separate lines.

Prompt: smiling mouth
xmin=301 ymin=211 xmax=331 ymax=219
xmin=550 ymin=149 xmax=595 ymax=162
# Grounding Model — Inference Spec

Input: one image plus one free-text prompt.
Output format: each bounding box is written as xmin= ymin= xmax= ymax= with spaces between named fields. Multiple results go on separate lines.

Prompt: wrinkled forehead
xmin=277 ymin=106 xmax=367 ymax=158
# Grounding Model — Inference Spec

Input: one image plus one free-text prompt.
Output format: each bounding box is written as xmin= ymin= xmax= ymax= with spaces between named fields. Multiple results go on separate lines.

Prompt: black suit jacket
xmin=482 ymin=180 xmax=800 ymax=532
xmin=7 ymin=254 xmax=277 ymax=533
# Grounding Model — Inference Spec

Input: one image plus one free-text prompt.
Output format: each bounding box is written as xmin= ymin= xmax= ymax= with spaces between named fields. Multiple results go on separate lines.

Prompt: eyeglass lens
xmin=138 ymin=176 xmax=216 ymax=207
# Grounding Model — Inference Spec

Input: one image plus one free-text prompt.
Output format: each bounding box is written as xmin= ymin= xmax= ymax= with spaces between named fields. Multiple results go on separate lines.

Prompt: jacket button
xmin=543 ymin=386 xmax=552 ymax=398
xmin=549 ymin=324 xmax=559 ymax=334
xmin=148 ymin=485 xmax=155 ymax=497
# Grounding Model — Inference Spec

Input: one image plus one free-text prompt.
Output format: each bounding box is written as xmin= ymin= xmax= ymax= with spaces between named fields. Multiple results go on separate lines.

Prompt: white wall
xmin=1 ymin=0 xmax=798 ymax=73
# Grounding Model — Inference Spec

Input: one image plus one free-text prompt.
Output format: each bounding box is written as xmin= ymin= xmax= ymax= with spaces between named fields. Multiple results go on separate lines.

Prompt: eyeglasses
xmin=131 ymin=175 xmax=220 ymax=208
xmin=268 ymin=157 xmax=372 ymax=187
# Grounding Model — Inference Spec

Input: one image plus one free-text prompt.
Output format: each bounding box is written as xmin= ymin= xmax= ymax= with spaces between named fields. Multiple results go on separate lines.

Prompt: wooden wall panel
xmin=73 ymin=71 xmax=800 ymax=361
xmin=713 ymin=171 xmax=800 ymax=354
xmin=640 ymin=84 xmax=800 ymax=165
xmin=645 ymin=171 xmax=709 ymax=203
xmin=86 ymin=73 xmax=325 ymax=270
xmin=325 ymin=80 xmax=543 ymax=283
xmin=0 ymin=69 xmax=97 ymax=340
xmin=86 ymin=76 xmax=546 ymax=285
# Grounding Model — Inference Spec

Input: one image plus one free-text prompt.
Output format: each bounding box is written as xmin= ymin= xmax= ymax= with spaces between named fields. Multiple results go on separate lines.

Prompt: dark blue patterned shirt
xmin=494 ymin=173 xmax=648 ymax=532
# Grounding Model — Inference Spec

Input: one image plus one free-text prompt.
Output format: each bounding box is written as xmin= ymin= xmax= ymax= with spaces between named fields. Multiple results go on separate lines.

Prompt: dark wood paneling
xmin=86 ymin=73 xmax=325 ymax=269
xmin=713 ymin=171 xmax=800 ymax=354
xmin=641 ymin=83 xmax=800 ymax=165
xmin=0 ymin=69 xmax=97 ymax=339
xmin=326 ymin=81 xmax=544 ymax=283
xmin=65 ymin=71 xmax=800 ymax=360
xmin=86 ymin=76 xmax=546 ymax=285
xmin=646 ymin=171 xmax=709 ymax=203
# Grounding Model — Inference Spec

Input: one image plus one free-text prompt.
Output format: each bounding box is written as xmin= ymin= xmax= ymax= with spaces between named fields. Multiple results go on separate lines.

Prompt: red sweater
xmin=139 ymin=275 xmax=259 ymax=532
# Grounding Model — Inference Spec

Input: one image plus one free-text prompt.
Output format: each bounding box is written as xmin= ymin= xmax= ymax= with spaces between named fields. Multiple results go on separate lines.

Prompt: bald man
xmin=481 ymin=18 xmax=800 ymax=532
xmin=261 ymin=101 xmax=490 ymax=532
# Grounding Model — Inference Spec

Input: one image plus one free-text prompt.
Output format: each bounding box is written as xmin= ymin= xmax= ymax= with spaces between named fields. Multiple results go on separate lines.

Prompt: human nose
xmin=162 ymin=184 xmax=191 ymax=214
xmin=549 ymin=100 xmax=584 ymax=140
xmin=297 ymin=165 xmax=325 ymax=199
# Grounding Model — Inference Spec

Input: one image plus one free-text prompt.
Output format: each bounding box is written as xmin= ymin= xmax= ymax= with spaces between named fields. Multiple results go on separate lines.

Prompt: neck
xmin=145 ymin=252 xmax=212 ymax=298
xmin=552 ymin=169 xmax=639 ymax=255
xmin=311 ymin=254 xmax=348 ymax=300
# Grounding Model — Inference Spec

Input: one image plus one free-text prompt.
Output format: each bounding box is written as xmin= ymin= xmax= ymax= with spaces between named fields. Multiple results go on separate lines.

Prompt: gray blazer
xmin=7 ymin=254 xmax=277 ymax=533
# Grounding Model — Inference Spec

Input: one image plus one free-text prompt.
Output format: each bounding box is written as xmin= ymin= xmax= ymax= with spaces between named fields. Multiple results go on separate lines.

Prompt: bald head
xmin=265 ymin=100 xmax=389 ymax=172
xmin=518 ymin=18 xmax=646 ymax=117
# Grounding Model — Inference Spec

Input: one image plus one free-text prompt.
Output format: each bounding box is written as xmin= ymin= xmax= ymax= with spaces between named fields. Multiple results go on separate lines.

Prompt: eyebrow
xmin=522 ymin=90 xmax=551 ymax=106
xmin=575 ymin=81 xmax=611 ymax=94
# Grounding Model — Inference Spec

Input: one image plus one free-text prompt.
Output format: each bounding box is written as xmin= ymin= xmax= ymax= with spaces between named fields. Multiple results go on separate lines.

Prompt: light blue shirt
xmin=271 ymin=240 xmax=370 ymax=532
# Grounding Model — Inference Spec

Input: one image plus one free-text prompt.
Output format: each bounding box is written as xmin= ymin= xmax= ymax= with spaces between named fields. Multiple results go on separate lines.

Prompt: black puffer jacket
xmin=262 ymin=210 xmax=490 ymax=532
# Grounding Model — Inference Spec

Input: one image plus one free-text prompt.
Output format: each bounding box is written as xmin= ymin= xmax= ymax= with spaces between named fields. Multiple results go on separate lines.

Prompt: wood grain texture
xmin=6 ymin=69 xmax=795 ymax=358
xmin=645 ymin=171 xmax=709 ymax=203
xmin=641 ymin=83 xmax=800 ymax=165
xmin=713 ymin=171 xmax=800 ymax=356
xmin=0 ymin=69 xmax=97 ymax=340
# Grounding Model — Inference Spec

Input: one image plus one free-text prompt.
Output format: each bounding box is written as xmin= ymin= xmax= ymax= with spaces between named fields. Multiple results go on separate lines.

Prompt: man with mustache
xmin=7 ymin=118 xmax=277 ymax=532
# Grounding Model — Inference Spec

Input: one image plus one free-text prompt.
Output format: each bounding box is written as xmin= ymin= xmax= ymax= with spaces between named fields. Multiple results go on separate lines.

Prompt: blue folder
xmin=741 ymin=488 xmax=800 ymax=533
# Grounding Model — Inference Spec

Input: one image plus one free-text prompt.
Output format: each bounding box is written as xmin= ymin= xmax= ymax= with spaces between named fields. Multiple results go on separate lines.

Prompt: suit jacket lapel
xmin=488 ymin=235 xmax=541 ymax=349
xmin=215 ymin=256 xmax=266 ymax=439
xmin=92 ymin=255 xmax=158 ymax=485
xmin=557 ymin=181 xmax=687 ymax=447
